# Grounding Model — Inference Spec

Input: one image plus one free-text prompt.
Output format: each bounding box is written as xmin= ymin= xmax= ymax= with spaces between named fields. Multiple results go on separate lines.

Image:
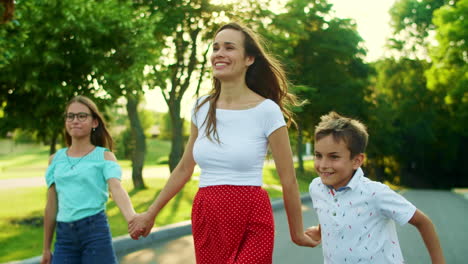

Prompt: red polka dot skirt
xmin=191 ymin=185 xmax=275 ymax=264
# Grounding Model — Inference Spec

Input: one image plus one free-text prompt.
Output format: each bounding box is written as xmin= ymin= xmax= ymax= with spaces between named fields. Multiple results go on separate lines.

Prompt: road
xmin=118 ymin=190 xmax=468 ymax=263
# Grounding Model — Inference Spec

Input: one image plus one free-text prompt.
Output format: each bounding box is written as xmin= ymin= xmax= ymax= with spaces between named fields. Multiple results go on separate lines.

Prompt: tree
xmin=377 ymin=0 xmax=467 ymax=188
xmin=388 ymin=0 xmax=452 ymax=57
xmin=263 ymin=0 xmax=371 ymax=171
xmin=427 ymin=0 xmax=468 ymax=135
xmin=0 ymin=0 xmax=161 ymax=189
xmin=92 ymin=2 xmax=162 ymax=189
xmin=426 ymin=0 xmax=468 ymax=187
xmin=370 ymin=58 xmax=444 ymax=187
xmin=142 ymin=0 xmax=232 ymax=171
xmin=0 ymin=0 xmax=117 ymax=153
xmin=0 ymin=0 xmax=14 ymax=24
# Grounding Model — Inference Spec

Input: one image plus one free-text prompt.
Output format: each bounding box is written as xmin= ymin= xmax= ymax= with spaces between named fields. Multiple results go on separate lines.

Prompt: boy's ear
xmin=352 ymin=153 xmax=365 ymax=170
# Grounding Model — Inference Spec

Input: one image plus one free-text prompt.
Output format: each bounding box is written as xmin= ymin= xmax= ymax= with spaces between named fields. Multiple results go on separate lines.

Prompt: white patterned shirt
xmin=309 ymin=168 xmax=416 ymax=263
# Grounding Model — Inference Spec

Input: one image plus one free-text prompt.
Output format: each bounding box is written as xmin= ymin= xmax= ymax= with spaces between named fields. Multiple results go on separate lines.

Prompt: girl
xmin=129 ymin=22 xmax=320 ymax=263
xmin=41 ymin=96 xmax=137 ymax=264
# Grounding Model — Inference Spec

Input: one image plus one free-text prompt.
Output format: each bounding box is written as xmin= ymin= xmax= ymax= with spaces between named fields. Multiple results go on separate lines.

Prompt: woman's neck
xmin=218 ymin=82 xmax=251 ymax=103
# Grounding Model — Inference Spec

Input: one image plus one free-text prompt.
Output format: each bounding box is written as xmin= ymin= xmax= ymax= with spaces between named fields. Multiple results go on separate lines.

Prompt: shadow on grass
xmin=0 ymin=210 xmax=45 ymax=262
xmin=0 ymin=153 xmax=49 ymax=171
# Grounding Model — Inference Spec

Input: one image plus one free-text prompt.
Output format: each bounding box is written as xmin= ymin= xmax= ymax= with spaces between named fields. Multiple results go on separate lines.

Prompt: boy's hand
xmin=293 ymin=233 xmax=321 ymax=247
xmin=305 ymin=225 xmax=321 ymax=242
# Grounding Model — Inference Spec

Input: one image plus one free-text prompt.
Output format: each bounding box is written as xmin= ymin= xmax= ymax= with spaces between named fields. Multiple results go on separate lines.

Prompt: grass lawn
xmin=0 ymin=138 xmax=171 ymax=180
xmin=0 ymin=141 xmax=50 ymax=180
xmin=0 ymin=139 xmax=317 ymax=262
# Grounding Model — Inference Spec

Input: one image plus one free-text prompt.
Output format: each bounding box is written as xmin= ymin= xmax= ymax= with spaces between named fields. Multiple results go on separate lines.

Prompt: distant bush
xmin=12 ymin=129 xmax=38 ymax=143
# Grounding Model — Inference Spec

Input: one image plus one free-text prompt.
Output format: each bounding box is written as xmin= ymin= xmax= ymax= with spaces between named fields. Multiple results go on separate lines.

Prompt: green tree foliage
xmin=263 ymin=0 xmax=371 ymax=170
xmin=427 ymin=0 xmax=468 ymax=134
xmin=370 ymin=58 xmax=446 ymax=187
xmin=374 ymin=0 xmax=467 ymax=188
xmin=0 ymin=0 xmax=136 ymax=152
xmin=141 ymin=0 xmax=234 ymax=171
xmin=388 ymin=0 xmax=453 ymax=56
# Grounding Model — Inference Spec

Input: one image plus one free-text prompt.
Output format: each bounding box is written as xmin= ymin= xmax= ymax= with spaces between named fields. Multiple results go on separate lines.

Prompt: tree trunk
xmin=126 ymin=93 xmax=146 ymax=189
xmin=168 ymin=100 xmax=184 ymax=172
xmin=48 ymin=130 xmax=58 ymax=155
xmin=296 ymin=121 xmax=304 ymax=174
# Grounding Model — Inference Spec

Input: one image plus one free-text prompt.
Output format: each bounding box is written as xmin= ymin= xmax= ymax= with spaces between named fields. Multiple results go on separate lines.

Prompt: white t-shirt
xmin=309 ymin=168 xmax=417 ymax=264
xmin=192 ymin=96 xmax=286 ymax=187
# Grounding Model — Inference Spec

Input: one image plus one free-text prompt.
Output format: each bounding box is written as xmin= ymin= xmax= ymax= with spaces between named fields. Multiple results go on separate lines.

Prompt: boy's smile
xmin=314 ymin=135 xmax=364 ymax=190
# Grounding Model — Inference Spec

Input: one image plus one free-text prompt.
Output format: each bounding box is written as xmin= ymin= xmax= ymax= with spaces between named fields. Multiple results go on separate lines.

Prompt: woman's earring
xmin=92 ymin=128 xmax=96 ymax=132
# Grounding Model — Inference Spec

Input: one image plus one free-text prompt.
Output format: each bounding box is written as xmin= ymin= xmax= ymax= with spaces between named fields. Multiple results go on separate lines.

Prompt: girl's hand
xmin=128 ymin=212 xmax=155 ymax=239
xmin=41 ymin=250 xmax=52 ymax=264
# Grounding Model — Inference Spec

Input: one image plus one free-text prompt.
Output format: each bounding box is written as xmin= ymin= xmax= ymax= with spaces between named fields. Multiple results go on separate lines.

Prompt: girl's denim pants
xmin=52 ymin=211 xmax=118 ymax=264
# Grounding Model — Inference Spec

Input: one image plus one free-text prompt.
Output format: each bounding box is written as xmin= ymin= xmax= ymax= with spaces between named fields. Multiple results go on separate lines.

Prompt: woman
xmin=129 ymin=22 xmax=319 ymax=263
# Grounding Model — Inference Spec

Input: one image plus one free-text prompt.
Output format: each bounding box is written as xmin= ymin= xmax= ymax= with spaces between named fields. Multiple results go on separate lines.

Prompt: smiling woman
xmin=129 ymin=22 xmax=320 ymax=264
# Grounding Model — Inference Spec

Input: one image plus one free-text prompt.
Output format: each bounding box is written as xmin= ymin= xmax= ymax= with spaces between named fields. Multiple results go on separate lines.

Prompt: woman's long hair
xmin=64 ymin=95 xmax=114 ymax=151
xmin=195 ymin=22 xmax=299 ymax=142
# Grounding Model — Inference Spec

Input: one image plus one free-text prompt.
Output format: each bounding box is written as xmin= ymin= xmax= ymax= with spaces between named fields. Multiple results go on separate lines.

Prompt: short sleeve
xmin=45 ymin=162 xmax=56 ymax=188
xmin=263 ymin=100 xmax=286 ymax=137
xmin=375 ymin=184 xmax=417 ymax=226
xmin=191 ymin=95 xmax=209 ymax=128
xmin=103 ymin=161 xmax=122 ymax=181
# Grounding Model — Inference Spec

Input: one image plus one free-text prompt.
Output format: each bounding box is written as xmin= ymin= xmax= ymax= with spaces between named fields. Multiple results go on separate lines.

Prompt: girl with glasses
xmin=41 ymin=95 xmax=139 ymax=264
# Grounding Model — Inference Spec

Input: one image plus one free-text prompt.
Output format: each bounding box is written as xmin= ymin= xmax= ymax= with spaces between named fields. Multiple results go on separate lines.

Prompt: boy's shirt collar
xmin=326 ymin=167 xmax=364 ymax=192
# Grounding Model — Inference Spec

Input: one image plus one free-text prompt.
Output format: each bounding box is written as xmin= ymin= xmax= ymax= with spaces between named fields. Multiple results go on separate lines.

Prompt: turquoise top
xmin=45 ymin=146 xmax=122 ymax=222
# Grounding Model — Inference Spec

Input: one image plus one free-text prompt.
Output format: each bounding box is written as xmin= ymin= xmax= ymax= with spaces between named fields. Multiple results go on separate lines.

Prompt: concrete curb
xmin=4 ymin=194 xmax=312 ymax=264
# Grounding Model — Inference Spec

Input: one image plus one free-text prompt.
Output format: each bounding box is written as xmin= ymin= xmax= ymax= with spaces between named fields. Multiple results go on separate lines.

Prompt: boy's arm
xmin=408 ymin=209 xmax=445 ymax=264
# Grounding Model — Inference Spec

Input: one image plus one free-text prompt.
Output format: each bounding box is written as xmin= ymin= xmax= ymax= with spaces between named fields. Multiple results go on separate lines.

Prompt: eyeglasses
xmin=65 ymin=112 xmax=93 ymax=122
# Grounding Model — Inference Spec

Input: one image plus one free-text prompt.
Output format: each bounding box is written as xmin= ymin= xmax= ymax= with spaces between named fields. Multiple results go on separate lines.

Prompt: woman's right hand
xmin=41 ymin=250 xmax=52 ymax=264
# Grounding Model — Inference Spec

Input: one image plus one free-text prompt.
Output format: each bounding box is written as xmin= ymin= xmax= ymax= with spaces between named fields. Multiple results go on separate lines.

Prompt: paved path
xmin=118 ymin=190 xmax=468 ymax=264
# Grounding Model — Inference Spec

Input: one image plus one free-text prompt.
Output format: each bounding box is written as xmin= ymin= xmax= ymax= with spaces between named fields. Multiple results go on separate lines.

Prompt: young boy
xmin=305 ymin=111 xmax=445 ymax=263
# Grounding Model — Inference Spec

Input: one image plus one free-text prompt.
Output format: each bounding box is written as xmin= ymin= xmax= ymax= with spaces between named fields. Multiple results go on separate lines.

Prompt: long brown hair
xmin=64 ymin=96 xmax=114 ymax=151
xmin=196 ymin=22 xmax=299 ymax=142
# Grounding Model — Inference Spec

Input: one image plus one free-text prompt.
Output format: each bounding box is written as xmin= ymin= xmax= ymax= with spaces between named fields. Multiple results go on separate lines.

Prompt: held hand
xmin=128 ymin=212 xmax=155 ymax=239
xmin=305 ymin=225 xmax=321 ymax=242
xmin=41 ymin=250 xmax=52 ymax=264
xmin=127 ymin=214 xmax=145 ymax=240
xmin=293 ymin=233 xmax=321 ymax=247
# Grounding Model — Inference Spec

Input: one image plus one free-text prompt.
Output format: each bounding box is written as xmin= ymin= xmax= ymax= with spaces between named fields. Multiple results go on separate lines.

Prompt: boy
xmin=305 ymin=112 xmax=445 ymax=263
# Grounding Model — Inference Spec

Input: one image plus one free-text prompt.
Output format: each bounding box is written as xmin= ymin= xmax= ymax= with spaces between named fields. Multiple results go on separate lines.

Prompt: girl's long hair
xmin=195 ymin=22 xmax=299 ymax=142
xmin=64 ymin=95 xmax=114 ymax=151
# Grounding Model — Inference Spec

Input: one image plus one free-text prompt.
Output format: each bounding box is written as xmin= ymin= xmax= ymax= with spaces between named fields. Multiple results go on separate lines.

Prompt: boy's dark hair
xmin=315 ymin=111 xmax=368 ymax=158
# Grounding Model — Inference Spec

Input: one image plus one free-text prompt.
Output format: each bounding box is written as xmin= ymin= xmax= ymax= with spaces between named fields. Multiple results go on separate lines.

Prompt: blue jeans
xmin=52 ymin=211 xmax=118 ymax=264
